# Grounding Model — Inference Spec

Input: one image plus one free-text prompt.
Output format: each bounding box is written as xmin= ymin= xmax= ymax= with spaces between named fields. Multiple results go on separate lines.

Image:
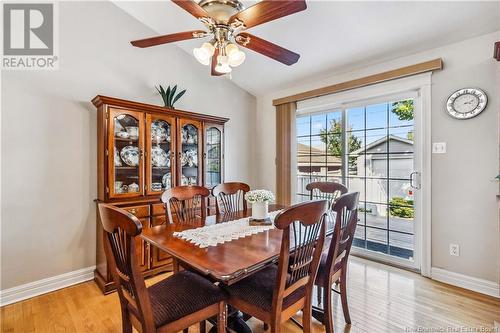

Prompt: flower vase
xmin=252 ymin=202 xmax=269 ymax=220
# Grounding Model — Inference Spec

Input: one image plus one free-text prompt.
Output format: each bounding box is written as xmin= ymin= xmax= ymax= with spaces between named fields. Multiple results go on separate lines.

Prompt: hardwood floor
xmin=1 ymin=257 xmax=499 ymax=333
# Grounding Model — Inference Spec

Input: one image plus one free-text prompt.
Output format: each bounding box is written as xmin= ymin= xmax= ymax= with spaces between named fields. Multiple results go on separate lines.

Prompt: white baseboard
xmin=431 ymin=267 xmax=499 ymax=298
xmin=0 ymin=266 xmax=96 ymax=307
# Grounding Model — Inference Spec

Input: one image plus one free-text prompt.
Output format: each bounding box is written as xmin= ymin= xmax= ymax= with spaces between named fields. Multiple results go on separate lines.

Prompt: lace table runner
xmin=173 ymin=210 xmax=283 ymax=248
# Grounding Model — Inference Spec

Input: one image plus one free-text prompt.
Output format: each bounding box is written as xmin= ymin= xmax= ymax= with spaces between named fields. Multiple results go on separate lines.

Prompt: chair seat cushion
xmin=222 ymin=264 xmax=304 ymax=312
xmin=148 ymin=271 xmax=227 ymax=327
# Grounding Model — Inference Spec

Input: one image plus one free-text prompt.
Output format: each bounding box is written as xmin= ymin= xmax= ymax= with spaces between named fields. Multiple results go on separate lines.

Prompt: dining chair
xmin=212 ymin=182 xmax=250 ymax=214
xmin=222 ymin=200 xmax=329 ymax=333
xmin=314 ymin=192 xmax=360 ymax=333
xmin=306 ymin=181 xmax=348 ymax=208
xmin=97 ymin=203 xmax=227 ymax=333
xmin=161 ymin=186 xmax=210 ymax=224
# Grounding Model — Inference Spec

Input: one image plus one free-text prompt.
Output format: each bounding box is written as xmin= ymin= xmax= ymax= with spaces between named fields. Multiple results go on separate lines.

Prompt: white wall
xmin=255 ymin=32 xmax=500 ymax=283
xmin=0 ymin=1 xmax=256 ymax=290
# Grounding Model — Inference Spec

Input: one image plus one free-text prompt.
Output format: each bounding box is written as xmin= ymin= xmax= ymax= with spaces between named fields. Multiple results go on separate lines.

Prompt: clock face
xmin=446 ymin=88 xmax=487 ymax=119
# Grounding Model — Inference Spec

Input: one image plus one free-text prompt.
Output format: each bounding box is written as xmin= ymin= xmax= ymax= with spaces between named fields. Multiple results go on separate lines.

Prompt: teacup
xmin=126 ymin=126 xmax=139 ymax=140
xmin=151 ymin=183 xmax=162 ymax=192
xmin=128 ymin=182 xmax=139 ymax=193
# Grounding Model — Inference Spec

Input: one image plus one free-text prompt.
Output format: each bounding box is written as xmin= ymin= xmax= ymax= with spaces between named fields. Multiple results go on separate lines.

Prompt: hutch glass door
xmin=178 ymin=119 xmax=202 ymax=186
xmin=205 ymin=125 xmax=223 ymax=188
xmin=146 ymin=114 xmax=175 ymax=195
xmin=109 ymin=109 xmax=144 ymax=198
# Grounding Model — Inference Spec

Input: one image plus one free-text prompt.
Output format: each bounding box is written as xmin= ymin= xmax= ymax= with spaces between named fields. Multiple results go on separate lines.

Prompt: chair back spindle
xmin=161 ymin=186 xmax=210 ymax=224
xmin=212 ymin=182 xmax=250 ymax=214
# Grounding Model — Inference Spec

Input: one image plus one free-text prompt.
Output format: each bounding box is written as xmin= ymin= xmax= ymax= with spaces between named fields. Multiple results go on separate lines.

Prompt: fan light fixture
xmin=193 ymin=42 xmax=246 ymax=74
xmin=130 ymin=0 xmax=305 ymax=77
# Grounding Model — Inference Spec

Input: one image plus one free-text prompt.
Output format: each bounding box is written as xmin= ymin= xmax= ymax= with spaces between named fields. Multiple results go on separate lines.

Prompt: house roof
xmin=297 ymin=143 xmax=341 ymax=167
xmin=351 ymin=135 xmax=413 ymax=155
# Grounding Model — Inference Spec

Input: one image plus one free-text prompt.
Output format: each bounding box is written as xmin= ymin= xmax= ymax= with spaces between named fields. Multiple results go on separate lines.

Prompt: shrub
xmin=389 ymin=197 xmax=414 ymax=219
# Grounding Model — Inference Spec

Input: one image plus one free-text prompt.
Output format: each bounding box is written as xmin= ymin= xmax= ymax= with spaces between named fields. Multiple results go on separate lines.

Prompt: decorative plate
xmin=162 ymin=173 xmax=171 ymax=188
xmin=151 ymin=146 xmax=169 ymax=167
xmin=120 ymin=146 xmax=140 ymax=167
xmin=151 ymin=121 xmax=169 ymax=142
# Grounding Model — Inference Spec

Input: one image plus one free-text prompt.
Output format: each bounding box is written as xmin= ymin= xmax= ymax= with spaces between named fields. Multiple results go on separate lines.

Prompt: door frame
xmin=294 ymin=73 xmax=432 ymax=276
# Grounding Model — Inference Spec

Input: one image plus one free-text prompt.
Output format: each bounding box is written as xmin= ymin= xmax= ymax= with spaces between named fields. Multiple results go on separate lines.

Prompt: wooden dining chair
xmin=222 ymin=200 xmax=329 ymax=333
xmin=212 ymin=182 xmax=250 ymax=214
xmin=306 ymin=181 xmax=348 ymax=208
xmin=161 ymin=186 xmax=210 ymax=224
xmin=314 ymin=192 xmax=360 ymax=333
xmin=97 ymin=203 xmax=227 ymax=333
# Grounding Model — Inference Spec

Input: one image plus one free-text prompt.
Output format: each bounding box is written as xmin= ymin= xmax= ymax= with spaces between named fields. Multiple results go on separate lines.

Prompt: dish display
xmin=151 ymin=182 xmax=162 ymax=192
xmin=115 ymin=131 xmax=129 ymax=139
xmin=181 ymin=175 xmax=197 ymax=186
xmin=151 ymin=146 xmax=169 ymax=167
xmin=162 ymin=173 xmax=171 ymax=189
xmin=181 ymin=149 xmax=198 ymax=167
xmin=182 ymin=126 xmax=198 ymax=144
xmin=126 ymin=126 xmax=139 ymax=140
xmin=120 ymin=146 xmax=140 ymax=167
xmin=114 ymin=147 xmax=122 ymax=166
xmin=151 ymin=121 xmax=170 ymax=142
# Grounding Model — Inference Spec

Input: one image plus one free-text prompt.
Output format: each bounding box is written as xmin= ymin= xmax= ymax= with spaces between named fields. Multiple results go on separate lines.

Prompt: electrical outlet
xmin=449 ymin=243 xmax=460 ymax=256
xmin=433 ymin=142 xmax=447 ymax=154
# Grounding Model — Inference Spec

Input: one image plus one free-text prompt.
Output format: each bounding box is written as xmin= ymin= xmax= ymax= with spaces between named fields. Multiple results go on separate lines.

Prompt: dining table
xmin=140 ymin=204 xmax=336 ymax=333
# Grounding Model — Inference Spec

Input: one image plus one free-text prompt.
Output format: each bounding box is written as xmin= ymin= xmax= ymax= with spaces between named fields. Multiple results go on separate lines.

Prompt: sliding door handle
xmin=410 ymin=171 xmax=421 ymax=190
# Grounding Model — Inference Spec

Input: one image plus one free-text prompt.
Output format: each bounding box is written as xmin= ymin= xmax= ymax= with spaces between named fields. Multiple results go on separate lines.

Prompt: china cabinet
xmin=93 ymin=95 xmax=228 ymax=294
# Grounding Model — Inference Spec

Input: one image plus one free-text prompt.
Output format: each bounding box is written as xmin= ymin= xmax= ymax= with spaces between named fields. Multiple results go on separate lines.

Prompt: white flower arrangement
xmin=245 ymin=189 xmax=275 ymax=203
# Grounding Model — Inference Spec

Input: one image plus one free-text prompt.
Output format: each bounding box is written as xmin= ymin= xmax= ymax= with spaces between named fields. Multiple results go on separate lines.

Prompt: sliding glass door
xmin=295 ymin=96 xmax=420 ymax=269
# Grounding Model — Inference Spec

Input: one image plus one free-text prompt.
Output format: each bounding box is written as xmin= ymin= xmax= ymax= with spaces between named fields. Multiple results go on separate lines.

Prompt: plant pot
xmin=252 ymin=202 xmax=269 ymax=220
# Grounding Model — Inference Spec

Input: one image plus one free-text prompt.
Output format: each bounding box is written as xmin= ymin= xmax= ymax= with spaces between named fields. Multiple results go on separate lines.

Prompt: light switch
xmin=432 ymin=142 xmax=447 ymax=154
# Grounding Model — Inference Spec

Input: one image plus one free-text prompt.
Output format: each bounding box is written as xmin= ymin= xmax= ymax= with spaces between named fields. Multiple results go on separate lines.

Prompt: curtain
xmin=275 ymin=102 xmax=296 ymax=205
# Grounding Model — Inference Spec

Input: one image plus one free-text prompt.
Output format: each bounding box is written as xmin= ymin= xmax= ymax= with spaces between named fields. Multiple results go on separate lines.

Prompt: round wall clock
xmin=446 ymin=88 xmax=487 ymax=119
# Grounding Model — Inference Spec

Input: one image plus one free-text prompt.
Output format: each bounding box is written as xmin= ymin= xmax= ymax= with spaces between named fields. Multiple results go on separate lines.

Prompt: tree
xmin=320 ymin=119 xmax=362 ymax=170
xmin=391 ymin=99 xmax=414 ymax=121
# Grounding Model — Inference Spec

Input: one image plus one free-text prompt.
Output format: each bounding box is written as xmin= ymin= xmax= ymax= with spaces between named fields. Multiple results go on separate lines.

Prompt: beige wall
xmin=0 ymin=1 xmax=256 ymax=290
xmin=255 ymin=32 xmax=500 ymax=283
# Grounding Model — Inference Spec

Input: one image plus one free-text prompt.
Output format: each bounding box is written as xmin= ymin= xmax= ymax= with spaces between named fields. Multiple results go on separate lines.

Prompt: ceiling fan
xmin=130 ymin=0 xmax=307 ymax=76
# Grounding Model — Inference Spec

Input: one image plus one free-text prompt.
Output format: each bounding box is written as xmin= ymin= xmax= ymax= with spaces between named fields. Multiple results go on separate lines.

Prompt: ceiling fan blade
xmin=171 ymin=0 xmax=211 ymax=19
xmin=131 ymin=30 xmax=206 ymax=48
xmin=235 ymin=32 xmax=300 ymax=65
xmin=229 ymin=0 xmax=306 ymax=30
xmin=211 ymin=48 xmax=224 ymax=76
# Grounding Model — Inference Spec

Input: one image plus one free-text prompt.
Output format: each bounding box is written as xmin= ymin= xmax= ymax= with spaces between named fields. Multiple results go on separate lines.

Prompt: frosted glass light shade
xmin=215 ymin=55 xmax=232 ymax=73
xmin=193 ymin=42 xmax=215 ymax=66
xmin=226 ymin=43 xmax=246 ymax=67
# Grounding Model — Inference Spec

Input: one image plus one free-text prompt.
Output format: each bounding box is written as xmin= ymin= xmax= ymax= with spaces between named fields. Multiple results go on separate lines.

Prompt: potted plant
xmin=156 ymin=84 xmax=186 ymax=108
xmin=245 ymin=189 xmax=275 ymax=222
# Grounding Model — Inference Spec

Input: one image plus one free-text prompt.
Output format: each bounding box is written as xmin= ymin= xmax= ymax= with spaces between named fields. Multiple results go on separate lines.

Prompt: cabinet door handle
xmin=129 ymin=208 xmax=138 ymax=215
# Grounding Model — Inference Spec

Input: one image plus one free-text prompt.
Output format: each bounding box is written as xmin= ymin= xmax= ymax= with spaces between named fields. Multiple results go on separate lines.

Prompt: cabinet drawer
xmin=123 ymin=205 xmax=150 ymax=218
xmin=152 ymin=203 xmax=166 ymax=216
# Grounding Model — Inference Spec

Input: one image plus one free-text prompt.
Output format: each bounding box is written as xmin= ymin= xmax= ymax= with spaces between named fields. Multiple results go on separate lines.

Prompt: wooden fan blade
xmin=211 ymin=48 xmax=224 ymax=76
xmin=131 ymin=30 xmax=206 ymax=48
xmin=229 ymin=0 xmax=306 ymax=30
xmin=236 ymin=32 xmax=300 ymax=65
xmin=171 ymin=0 xmax=210 ymax=19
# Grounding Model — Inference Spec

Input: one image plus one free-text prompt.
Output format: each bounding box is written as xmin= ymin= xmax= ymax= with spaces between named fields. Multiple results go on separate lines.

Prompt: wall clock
xmin=446 ymin=88 xmax=488 ymax=119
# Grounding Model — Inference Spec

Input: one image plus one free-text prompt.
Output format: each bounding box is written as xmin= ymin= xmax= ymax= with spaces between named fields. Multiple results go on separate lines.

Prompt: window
xmin=295 ymin=98 xmax=415 ymax=261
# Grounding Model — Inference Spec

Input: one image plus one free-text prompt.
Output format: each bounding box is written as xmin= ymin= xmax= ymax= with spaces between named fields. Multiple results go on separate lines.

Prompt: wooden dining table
xmin=141 ymin=204 xmax=288 ymax=286
xmin=140 ymin=204 xmax=336 ymax=332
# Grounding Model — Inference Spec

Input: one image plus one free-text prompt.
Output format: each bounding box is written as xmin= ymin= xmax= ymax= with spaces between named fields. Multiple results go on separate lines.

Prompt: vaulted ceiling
xmin=115 ymin=1 xmax=500 ymax=96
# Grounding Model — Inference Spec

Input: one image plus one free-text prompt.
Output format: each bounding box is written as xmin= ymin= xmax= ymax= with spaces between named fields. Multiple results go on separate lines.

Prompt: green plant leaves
xmin=155 ymin=84 xmax=187 ymax=108
xmin=172 ymin=89 xmax=186 ymax=106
